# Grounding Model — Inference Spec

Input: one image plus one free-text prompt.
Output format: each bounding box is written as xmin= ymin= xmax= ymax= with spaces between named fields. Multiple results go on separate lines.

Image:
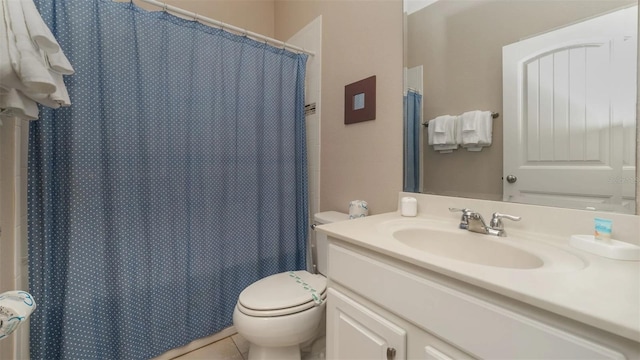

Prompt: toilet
xmin=233 ymin=211 xmax=349 ymax=360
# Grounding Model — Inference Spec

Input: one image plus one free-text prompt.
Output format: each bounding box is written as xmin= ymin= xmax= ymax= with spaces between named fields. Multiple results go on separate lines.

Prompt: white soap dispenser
xmin=401 ymin=197 xmax=418 ymax=217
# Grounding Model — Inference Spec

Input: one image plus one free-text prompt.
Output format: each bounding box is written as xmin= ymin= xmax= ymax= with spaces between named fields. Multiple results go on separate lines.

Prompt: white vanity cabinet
xmin=327 ymin=286 xmax=474 ymax=360
xmin=327 ymin=288 xmax=407 ymax=360
xmin=326 ymin=239 xmax=640 ymax=360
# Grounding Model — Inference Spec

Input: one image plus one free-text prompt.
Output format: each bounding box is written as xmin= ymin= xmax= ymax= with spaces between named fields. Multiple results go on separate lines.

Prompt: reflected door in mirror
xmin=503 ymin=6 xmax=637 ymax=214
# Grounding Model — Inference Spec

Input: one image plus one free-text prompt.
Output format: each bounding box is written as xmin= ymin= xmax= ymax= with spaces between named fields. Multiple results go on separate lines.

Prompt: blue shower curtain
xmin=28 ymin=1 xmax=308 ymax=359
xmin=404 ymin=90 xmax=422 ymax=193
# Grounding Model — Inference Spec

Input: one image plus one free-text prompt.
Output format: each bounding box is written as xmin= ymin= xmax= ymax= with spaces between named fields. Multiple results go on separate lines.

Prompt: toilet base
xmin=248 ymin=344 xmax=300 ymax=360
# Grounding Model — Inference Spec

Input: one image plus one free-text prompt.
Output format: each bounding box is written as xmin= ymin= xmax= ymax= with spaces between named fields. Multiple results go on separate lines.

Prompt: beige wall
xmin=275 ymin=0 xmax=404 ymax=214
xmin=408 ymin=0 xmax=635 ymax=200
xmin=130 ymin=0 xmax=275 ymax=37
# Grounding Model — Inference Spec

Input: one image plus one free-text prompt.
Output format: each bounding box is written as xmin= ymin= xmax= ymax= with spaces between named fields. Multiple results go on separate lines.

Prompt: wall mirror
xmin=403 ymin=0 xmax=638 ymax=214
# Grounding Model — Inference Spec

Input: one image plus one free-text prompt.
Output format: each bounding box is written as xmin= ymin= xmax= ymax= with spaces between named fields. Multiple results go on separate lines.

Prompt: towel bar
xmin=422 ymin=112 xmax=499 ymax=127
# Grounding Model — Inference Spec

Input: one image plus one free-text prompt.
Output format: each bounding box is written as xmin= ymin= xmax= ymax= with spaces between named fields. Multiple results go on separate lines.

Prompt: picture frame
xmin=344 ymin=75 xmax=376 ymax=124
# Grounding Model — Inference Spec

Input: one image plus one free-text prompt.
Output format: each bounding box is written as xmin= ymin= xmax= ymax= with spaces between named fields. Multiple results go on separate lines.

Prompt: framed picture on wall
xmin=344 ymin=75 xmax=376 ymax=124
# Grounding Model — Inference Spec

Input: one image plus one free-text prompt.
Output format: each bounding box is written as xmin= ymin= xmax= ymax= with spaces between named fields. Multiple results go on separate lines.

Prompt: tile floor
xmin=173 ymin=333 xmax=326 ymax=360
xmin=174 ymin=333 xmax=249 ymax=360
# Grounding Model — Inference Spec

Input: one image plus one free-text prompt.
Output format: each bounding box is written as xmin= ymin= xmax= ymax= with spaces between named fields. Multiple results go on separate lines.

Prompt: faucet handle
xmin=449 ymin=207 xmax=471 ymax=214
xmin=490 ymin=212 xmax=521 ymax=229
xmin=449 ymin=208 xmax=472 ymax=229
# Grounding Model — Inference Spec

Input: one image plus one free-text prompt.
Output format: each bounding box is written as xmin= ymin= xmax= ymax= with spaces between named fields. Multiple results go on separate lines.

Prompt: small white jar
xmin=400 ymin=197 xmax=418 ymax=217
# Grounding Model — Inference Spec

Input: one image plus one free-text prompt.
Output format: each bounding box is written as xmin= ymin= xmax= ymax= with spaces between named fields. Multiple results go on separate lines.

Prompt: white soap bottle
xmin=401 ymin=197 xmax=418 ymax=217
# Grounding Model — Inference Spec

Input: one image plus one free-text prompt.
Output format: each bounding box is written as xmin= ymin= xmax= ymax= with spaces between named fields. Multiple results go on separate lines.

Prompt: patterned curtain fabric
xmin=28 ymin=1 xmax=308 ymax=358
xmin=404 ymin=90 xmax=422 ymax=193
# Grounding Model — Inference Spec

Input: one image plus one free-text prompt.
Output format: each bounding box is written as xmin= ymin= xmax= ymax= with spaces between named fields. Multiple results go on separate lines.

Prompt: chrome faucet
xmin=449 ymin=208 xmax=521 ymax=237
xmin=449 ymin=208 xmax=473 ymax=229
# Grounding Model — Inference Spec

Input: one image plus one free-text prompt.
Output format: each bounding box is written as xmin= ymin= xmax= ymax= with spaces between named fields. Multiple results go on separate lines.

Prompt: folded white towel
xmin=0 ymin=0 xmax=73 ymax=117
xmin=427 ymin=115 xmax=459 ymax=153
xmin=461 ymin=111 xmax=477 ymax=132
xmin=6 ymin=0 xmax=57 ymax=94
xmin=460 ymin=111 xmax=479 ymax=144
xmin=20 ymin=0 xmax=60 ymax=53
xmin=48 ymin=70 xmax=70 ymax=106
xmin=0 ymin=0 xmax=27 ymax=91
xmin=45 ymin=49 xmax=74 ymax=75
xmin=0 ymin=88 xmax=39 ymax=120
xmin=433 ymin=144 xmax=458 ymax=153
xmin=22 ymin=70 xmax=70 ymax=108
xmin=460 ymin=111 xmax=492 ymax=151
xmin=433 ymin=117 xmax=446 ymax=133
xmin=428 ymin=115 xmax=458 ymax=145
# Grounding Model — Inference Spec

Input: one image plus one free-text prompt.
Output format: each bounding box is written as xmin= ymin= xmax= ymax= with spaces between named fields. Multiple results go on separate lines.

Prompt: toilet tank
xmin=313 ymin=211 xmax=350 ymax=276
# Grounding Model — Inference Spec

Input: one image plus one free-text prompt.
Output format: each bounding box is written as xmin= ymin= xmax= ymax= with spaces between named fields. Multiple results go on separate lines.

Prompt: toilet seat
xmin=237 ymin=270 xmax=327 ymax=317
xmin=237 ymin=291 xmax=326 ymax=317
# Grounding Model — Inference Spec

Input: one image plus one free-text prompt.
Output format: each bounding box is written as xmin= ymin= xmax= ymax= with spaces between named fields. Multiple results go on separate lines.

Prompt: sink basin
xmin=378 ymin=219 xmax=586 ymax=271
xmin=393 ymin=228 xmax=544 ymax=269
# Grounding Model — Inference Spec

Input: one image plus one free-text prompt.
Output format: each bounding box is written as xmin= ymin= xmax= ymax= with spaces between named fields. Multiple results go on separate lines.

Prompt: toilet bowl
xmin=233 ymin=211 xmax=349 ymax=360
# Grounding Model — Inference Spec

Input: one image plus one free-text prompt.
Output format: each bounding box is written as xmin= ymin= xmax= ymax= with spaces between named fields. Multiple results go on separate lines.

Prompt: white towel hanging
xmin=460 ymin=110 xmax=492 ymax=151
xmin=0 ymin=0 xmax=74 ymax=121
xmin=0 ymin=88 xmax=39 ymax=120
xmin=428 ymin=115 xmax=458 ymax=145
xmin=6 ymin=0 xmax=57 ymax=94
xmin=20 ymin=0 xmax=61 ymax=53
xmin=427 ymin=115 xmax=459 ymax=153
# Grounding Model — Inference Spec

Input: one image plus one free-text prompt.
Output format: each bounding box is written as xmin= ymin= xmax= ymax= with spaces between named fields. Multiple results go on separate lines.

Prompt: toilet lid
xmin=236 ymin=290 xmax=326 ymax=317
xmin=238 ymin=270 xmax=327 ymax=312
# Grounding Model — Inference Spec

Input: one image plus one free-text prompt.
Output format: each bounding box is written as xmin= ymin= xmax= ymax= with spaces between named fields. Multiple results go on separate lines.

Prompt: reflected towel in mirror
xmin=427 ymin=115 xmax=459 ymax=153
xmin=460 ymin=110 xmax=492 ymax=151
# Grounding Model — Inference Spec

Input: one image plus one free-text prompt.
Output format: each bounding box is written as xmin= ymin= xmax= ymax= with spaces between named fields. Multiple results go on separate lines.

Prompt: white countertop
xmin=317 ymin=211 xmax=640 ymax=342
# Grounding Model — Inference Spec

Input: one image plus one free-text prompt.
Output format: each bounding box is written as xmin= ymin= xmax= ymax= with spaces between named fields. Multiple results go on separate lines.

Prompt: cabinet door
xmin=327 ymin=288 xmax=406 ymax=360
xmin=417 ymin=332 xmax=475 ymax=360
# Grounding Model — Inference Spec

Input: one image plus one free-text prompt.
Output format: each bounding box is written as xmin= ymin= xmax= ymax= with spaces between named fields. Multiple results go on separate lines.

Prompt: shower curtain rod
xmin=136 ymin=0 xmax=315 ymax=56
